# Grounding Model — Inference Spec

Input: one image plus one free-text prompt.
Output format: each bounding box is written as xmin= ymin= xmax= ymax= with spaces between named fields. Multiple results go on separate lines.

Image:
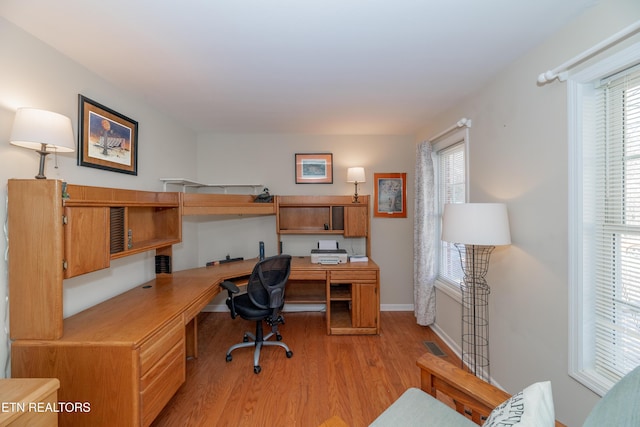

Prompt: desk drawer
xmin=289 ymin=270 xmax=327 ymax=281
xmin=140 ymin=340 xmax=185 ymax=427
xmin=139 ymin=316 xmax=184 ymax=376
xmin=330 ymin=270 xmax=377 ymax=282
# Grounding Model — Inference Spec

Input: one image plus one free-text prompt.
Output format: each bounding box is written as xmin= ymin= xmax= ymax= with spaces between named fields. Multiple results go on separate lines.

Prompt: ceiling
xmin=1 ymin=0 xmax=596 ymax=135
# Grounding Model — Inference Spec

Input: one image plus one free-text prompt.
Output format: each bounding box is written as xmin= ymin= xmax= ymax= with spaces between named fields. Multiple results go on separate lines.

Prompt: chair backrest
xmin=246 ymin=254 xmax=292 ymax=311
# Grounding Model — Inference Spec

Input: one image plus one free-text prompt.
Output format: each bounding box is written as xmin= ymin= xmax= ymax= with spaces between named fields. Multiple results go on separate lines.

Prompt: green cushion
xmin=369 ymin=387 xmax=477 ymax=427
xmin=583 ymin=365 xmax=640 ymax=427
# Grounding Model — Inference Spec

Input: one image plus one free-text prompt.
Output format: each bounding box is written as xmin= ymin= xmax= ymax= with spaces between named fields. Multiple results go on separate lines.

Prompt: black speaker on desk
xmin=155 ymin=255 xmax=172 ymax=274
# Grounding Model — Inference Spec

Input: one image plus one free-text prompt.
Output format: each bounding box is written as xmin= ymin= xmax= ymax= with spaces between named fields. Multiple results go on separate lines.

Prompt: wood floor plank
xmin=152 ymin=311 xmax=459 ymax=427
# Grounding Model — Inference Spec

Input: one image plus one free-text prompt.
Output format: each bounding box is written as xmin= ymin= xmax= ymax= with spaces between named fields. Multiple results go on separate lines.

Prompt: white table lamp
xmin=10 ymin=108 xmax=75 ymax=179
xmin=347 ymin=167 xmax=365 ymax=203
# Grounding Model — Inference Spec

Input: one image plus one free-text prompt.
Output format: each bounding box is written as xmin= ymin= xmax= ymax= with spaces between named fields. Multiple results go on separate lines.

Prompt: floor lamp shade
xmin=441 ymin=203 xmax=511 ymax=245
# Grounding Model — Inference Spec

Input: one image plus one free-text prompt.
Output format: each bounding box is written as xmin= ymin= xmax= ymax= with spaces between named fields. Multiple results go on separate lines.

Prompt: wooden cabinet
xmin=64 ymin=183 xmax=181 ymax=263
xmin=286 ymin=258 xmax=379 ymax=334
xmin=327 ymin=267 xmax=380 ymax=335
xmin=138 ymin=317 xmax=186 ymax=427
xmin=0 ymin=378 xmax=60 ymax=426
xmin=11 ymin=303 xmax=187 ymax=427
xmin=63 ymin=207 xmax=110 ymax=277
xmin=276 ymin=195 xmax=370 ymax=255
xmin=344 ymin=204 xmax=368 ymax=237
xmin=7 ymin=179 xmax=182 ymax=340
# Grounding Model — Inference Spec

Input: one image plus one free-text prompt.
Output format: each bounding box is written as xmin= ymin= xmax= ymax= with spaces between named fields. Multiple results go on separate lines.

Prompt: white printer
xmin=310 ymin=240 xmax=348 ymax=264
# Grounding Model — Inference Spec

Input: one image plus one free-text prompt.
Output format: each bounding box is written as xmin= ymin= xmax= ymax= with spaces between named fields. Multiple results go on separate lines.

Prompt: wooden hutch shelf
xmin=276 ymin=195 xmax=370 ymax=256
xmin=7 ymin=179 xmax=182 ymax=340
xmin=181 ymin=193 xmax=276 ymax=216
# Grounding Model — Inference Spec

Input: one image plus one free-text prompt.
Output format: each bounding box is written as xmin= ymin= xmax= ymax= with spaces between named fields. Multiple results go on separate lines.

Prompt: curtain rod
xmin=537 ymin=20 xmax=640 ymax=85
xmin=428 ymin=118 xmax=471 ymax=142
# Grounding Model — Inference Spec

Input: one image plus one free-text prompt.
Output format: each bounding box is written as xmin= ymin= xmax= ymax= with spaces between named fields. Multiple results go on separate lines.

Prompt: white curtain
xmin=414 ymin=141 xmax=436 ymax=325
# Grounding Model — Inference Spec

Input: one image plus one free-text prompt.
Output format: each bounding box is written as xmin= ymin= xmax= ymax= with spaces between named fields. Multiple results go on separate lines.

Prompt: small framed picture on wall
xmin=295 ymin=153 xmax=333 ymax=184
xmin=374 ymin=172 xmax=407 ymax=218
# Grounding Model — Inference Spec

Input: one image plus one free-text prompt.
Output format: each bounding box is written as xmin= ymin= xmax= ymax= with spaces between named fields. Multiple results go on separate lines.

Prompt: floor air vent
xmin=423 ymin=341 xmax=446 ymax=357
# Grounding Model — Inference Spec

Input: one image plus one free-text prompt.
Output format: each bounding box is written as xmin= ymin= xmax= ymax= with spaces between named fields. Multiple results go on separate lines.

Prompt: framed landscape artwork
xmin=78 ymin=95 xmax=138 ymax=175
xmin=295 ymin=153 xmax=333 ymax=184
xmin=374 ymin=172 xmax=407 ymax=218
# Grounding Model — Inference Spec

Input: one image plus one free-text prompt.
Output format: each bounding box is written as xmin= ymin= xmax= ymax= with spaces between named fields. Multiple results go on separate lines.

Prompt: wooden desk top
xmin=16 ymin=257 xmax=378 ymax=346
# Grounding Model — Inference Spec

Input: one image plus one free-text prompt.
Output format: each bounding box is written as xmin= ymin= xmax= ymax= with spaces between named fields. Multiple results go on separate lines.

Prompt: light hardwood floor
xmin=152 ymin=311 xmax=459 ymax=427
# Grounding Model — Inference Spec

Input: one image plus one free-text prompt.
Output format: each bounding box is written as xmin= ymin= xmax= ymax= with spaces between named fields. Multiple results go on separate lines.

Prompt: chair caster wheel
xmin=286 ymin=350 xmax=293 ymax=358
xmin=226 ymin=354 xmax=232 ymax=362
xmin=243 ymin=335 xmax=249 ymax=343
xmin=276 ymin=333 xmax=283 ymax=341
xmin=254 ymin=365 xmax=261 ymax=374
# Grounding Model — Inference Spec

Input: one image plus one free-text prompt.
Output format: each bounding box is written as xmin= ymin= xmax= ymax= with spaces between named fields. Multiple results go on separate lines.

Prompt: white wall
xmin=194 ymin=133 xmax=416 ymax=308
xmin=0 ymin=18 xmax=199 ymax=376
xmin=418 ymin=1 xmax=640 ymax=425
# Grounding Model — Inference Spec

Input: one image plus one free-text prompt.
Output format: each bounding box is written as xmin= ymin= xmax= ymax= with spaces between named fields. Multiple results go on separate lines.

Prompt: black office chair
xmin=220 ymin=254 xmax=293 ymax=374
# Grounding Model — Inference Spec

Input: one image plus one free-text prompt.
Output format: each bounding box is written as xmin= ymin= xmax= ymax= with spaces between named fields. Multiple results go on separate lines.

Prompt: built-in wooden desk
xmin=11 ymin=257 xmax=379 ymax=427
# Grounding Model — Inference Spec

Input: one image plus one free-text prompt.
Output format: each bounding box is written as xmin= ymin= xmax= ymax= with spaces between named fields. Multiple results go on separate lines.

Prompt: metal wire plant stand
xmin=455 ymin=243 xmax=494 ymax=383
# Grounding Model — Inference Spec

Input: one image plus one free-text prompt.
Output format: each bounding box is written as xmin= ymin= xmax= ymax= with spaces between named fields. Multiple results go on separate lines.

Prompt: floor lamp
xmin=441 ymin=203 xmax=511 ymax=382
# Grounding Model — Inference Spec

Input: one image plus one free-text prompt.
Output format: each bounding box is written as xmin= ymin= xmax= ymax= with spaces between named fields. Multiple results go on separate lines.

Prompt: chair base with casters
xmin=220 ymin=254 xmax=293 ymax=374
xmin=224 ymin=314 xmax=293 ymax=374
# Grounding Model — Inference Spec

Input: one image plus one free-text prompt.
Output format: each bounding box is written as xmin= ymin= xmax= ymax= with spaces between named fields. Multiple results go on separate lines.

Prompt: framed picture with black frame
xmin=78 ymin=95 xmax=138 ymax=175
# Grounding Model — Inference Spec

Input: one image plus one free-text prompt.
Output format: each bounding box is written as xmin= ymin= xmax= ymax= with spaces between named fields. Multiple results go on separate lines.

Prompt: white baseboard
xmin=429 ymin=322 xmax=461 ymax=357
xmin=430 ymin=322 xmax=504 ymax=390
xmin=381 ymin=304 xmax=414 ymax=311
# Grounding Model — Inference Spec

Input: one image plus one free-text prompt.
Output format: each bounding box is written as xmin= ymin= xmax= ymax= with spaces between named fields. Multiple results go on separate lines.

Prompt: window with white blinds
xmin=437 ymin=142 xmax=466 ymax=286
xmin=587 ymin=66 xmax=640 ymax=384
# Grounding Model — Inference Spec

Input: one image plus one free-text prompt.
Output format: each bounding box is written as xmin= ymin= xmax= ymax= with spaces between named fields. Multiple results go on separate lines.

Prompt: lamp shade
xmin=442 ymin=203 xmax=511 ymax=246
xmin=347 ymin=167 xmax=365 ymax=183
xmin=10 ymin=108 xmax=75 ymax=152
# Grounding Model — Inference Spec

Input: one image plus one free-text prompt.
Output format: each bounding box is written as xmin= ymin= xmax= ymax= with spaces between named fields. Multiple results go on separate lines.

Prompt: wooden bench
xmin=417 ymin=352 xmax=566 ymax=427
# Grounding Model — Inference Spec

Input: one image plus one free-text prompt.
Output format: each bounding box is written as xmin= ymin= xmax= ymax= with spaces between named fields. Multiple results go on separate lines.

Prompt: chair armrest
xmin=417 ymin=353 xmax=566 ymax=427
xmin=220 ymin=280 xmax=240 ymax=294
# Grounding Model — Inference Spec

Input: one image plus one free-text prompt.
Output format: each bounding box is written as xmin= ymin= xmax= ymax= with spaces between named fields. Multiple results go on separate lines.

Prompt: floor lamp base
xmin=455 ymin=243 xmax=494 ymax=383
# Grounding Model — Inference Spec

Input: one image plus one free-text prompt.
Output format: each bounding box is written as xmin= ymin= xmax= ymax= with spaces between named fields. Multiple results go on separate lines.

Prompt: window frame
xmin=433 ymin=127 xmax=470 ymax=300
xmin=568 ymin=41 xmax=640 ymax=396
